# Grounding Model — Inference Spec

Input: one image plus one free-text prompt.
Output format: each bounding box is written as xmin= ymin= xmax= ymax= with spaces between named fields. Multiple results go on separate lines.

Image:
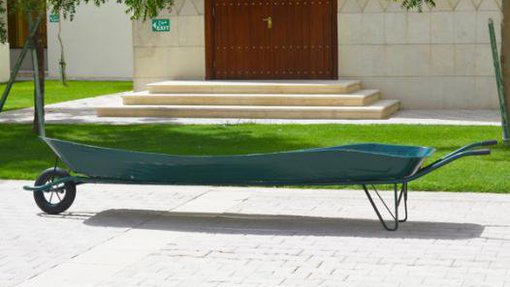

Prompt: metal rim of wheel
xmin=41 ymin=178 xmax=67 ymax=206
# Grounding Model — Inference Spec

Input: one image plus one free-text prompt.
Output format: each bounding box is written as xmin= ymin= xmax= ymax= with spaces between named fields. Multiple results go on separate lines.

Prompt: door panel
xmin=213 ymin=0 xmax=271 ymax=79
xmin=208 ymin=0 xmax=337 ymax=80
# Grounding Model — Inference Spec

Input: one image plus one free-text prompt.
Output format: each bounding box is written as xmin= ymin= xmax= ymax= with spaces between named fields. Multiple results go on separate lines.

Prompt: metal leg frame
xmin=362 ymin=182 xmax=408 ymax=231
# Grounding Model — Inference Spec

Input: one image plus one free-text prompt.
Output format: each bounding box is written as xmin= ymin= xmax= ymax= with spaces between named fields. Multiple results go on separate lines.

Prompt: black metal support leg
xmin=362 ymin=183 xmax=408 ymax=231
xmin=398 ymin=182 xmax=408 ymax=223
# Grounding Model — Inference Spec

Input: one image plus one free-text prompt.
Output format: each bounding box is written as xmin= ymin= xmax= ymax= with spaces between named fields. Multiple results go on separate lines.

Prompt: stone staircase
xmin=96 ymin=80 xmax=400 ymax=119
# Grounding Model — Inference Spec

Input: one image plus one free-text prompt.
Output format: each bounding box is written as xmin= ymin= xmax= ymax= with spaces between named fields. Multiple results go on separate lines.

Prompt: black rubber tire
xmin=33 ymin=168 xmax=76 ymax=214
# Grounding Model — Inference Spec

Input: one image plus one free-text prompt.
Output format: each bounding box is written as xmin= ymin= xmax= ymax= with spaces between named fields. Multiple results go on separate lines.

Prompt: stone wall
xmin=47 ymin=2 xmax=134 ymax=80
xmin=133 ymin=0 xmax=502 ymax=109
xmin=133 ymin=0 xmax=205 ymax=90
xmin=338 ymin=0 xmax=502 ymax=109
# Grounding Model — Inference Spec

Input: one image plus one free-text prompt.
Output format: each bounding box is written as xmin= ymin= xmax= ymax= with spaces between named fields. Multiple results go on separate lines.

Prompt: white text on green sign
xmin=152 ymin=19 xmax=170 ymax=32
xmin=49 ymin=14 xmax=59 ymax=23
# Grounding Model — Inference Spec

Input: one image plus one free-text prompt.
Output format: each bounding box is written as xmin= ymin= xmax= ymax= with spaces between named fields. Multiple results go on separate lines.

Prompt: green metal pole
xmin=489 ymin=18 xmax=510 ymax=145
xmin=31 ymin=46 xmax=45 ymax=137
xmin=0 ymin=15 xmax=44 ymax=113
xmin=29 ymin=14 xmax=45 ymax=137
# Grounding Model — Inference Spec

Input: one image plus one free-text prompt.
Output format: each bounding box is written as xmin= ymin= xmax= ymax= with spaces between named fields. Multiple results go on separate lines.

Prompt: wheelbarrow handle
xmin=457 ymin=139 xmax=498 ymax=151
xmin=437 ymin=139 xmax=498 ymax=162
xmin=408 ymin=142 xmax=494 ymax=181
xmin=479 ymin=140 xmax=499 ymax=147
xmin=468 ymin=149 xmax=491 ymax=156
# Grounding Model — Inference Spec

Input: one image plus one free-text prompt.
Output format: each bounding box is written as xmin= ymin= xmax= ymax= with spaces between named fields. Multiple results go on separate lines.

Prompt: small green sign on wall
xmin=49 ymin=14 xmax=59 ymax=23
xmin=152 ymin=19 xmax=170 ymax=32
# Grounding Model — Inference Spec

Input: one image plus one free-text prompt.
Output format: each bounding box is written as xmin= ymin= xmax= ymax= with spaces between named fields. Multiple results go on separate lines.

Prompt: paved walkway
xmin=0 ymin=93 xmax=501 ymax=125
xmin=1 ymin=180 xmax=509 ymax=287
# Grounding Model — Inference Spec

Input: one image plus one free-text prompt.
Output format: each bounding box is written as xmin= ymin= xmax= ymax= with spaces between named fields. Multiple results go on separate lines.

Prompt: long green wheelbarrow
xmin=24 ymin=137 xmax=497 ymax=231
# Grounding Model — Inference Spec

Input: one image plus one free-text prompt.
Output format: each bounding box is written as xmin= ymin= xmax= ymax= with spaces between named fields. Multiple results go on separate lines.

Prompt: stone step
xmin=97 ymin=100 xmax=400 ymax=120
xmin=147 ymin=80 xmax=362 ymax=94
xmin=122 ymin=89 xmax=380 ymax=107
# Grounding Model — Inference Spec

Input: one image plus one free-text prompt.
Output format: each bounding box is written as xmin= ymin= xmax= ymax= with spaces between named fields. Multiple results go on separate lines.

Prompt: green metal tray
xmin=43 ymin=137 xmax=435 ymax=185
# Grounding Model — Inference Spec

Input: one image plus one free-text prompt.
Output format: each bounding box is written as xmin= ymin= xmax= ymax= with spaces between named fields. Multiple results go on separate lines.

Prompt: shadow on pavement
xmin=82 ymin=209 xmax=484 ymax=240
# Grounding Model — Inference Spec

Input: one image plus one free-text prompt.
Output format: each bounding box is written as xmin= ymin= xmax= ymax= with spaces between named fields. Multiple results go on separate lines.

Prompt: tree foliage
xmin=0 ymin=0 xmax=174 ymax=43
xmin=396 ymin=0 xmax=436 ymax=11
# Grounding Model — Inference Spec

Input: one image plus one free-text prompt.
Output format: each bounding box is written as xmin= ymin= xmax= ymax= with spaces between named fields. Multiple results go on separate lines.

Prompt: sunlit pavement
xmin=1 ymin=180 xmax=510 ymax=287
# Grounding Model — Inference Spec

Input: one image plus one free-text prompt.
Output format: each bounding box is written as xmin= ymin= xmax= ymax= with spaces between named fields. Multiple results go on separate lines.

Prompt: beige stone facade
xmin=47 ymin=2 xmax=134 ymax=80
xmin=133 ymin=0 xmax=205 ymax=89
xmin=133 ymin=0 xmax=503 ymax=109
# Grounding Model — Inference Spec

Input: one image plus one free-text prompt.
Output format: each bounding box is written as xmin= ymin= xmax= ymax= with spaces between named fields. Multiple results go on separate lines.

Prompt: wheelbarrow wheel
xmin=33 ymin=168 xmax=76 ymax=214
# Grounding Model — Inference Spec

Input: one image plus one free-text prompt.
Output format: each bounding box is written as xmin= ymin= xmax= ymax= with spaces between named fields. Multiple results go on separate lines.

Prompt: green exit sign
xmin=49 ymin=14 xmax=59 ymax=23
xmin=152 ymin=19 xmax=170 ymax=32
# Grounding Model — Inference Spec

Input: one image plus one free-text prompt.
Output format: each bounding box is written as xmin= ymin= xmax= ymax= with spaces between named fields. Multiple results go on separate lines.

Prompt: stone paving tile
xmin=0 ymin=181 xmax=204 ymax=287
xmin=1 ymin=181 xmax=510 ymax=286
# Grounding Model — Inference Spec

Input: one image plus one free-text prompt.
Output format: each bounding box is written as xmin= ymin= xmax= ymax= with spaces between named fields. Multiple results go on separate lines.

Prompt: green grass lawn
xmin=1 ymin=80 xmax=132 ymax=111
xmin=0 ymin=124 xmax=508 ymax=193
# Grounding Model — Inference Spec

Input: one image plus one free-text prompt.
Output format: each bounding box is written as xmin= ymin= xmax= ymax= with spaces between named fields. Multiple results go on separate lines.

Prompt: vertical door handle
xmin=262 ymin=17 xmax=272 ymax=29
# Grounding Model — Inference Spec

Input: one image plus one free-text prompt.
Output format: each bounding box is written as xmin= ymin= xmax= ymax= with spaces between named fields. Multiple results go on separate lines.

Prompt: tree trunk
xmin=32 ymin=14 xmax=45 ymax=135
xmin=501 ymin=1 xmax=510 ymax=143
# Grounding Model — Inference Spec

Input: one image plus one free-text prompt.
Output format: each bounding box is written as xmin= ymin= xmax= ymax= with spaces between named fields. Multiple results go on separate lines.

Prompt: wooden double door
xmin=206 ymin=0 xmax=338 ymax=80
